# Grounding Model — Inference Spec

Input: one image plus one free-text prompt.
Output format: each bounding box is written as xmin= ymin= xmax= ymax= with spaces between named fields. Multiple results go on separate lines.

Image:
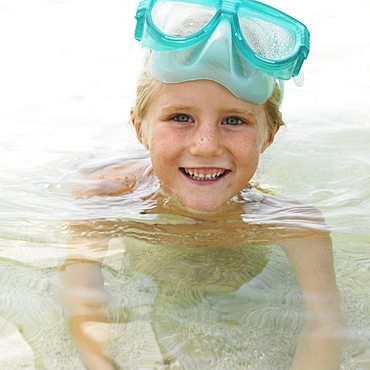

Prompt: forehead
xmin=147 ymin=80 xmax=266 ymax=119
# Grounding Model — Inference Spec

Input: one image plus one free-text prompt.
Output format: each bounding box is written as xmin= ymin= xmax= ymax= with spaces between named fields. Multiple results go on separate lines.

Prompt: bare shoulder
xmin=74 ymin=158 xmax=153 ymax=198
xmin=260 ymin=192 xmax=330 ymax=238
xmin=259 ymin=194 xmax=340 ymax=303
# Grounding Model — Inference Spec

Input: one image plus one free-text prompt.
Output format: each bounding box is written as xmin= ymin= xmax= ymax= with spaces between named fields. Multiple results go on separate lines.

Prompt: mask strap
xmin=293 ymin=69 xmax=305 ymax=87
xmin=278 ymin=80 xmax=285 ymax=104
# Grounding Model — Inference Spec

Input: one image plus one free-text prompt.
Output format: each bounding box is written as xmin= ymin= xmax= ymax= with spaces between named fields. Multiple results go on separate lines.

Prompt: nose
xmin=189 ymin=122 xmax=224 ymax=157
xmin=191 ymin=17 xmax=233 ymax=71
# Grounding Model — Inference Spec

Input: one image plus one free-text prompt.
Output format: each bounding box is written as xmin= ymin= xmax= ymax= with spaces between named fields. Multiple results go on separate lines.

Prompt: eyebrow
xmin=160 ymin=105 xmax=193 ymax=113
xmin=160 ymin=105 xmax=256 ymax=117
xmin=219 ymin=108 xmax=257 ymax=117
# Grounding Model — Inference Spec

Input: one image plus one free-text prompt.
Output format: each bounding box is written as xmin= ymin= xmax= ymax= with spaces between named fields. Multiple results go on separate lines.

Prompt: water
xmin=0 ymin=0 xmax=369 ymax=368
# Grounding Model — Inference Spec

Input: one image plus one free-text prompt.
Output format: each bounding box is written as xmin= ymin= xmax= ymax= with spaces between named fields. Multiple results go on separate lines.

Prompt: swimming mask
xmin=134 ymin=0 xmax=310 ymax=104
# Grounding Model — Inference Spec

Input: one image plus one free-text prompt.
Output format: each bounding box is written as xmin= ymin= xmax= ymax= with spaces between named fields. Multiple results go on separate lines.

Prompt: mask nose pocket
xmin=187 ymin=19 xmax=233 ymax=67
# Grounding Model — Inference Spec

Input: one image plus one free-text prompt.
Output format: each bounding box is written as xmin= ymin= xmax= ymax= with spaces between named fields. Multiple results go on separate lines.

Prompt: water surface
xmin=0 ymin=0 xmax=369 ymax=368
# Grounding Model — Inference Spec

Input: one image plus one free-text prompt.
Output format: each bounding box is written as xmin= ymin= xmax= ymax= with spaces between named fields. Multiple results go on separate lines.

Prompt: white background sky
xmin=0 ymin=0 xmax=369 ymax=154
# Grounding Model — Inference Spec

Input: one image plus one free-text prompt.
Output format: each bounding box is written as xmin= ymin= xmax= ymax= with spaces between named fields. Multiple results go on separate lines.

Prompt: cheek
xmin=256 ymin=126 xmax=270 ymax=152
xmin=140 ymin=122 xmax=157 ymax=151
xmin=145 ymin=126 xmax=175 ymax=168
xmin=147 ymin=124 xmax=184 ymax=153
xmin=237 ymin=130 xmax=265 ymax=155
xmin=252 ymin=108 xmax=270 ymax=150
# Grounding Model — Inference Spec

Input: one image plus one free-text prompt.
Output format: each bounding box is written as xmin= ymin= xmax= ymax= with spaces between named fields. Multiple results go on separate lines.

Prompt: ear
xmin=261 ymin=123 xmax=281 ymax=153
xmin=131 ymin=108 xmax=149 ymax=150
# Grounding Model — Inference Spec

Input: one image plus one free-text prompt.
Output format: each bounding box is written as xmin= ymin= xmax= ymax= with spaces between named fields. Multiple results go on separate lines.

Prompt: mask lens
xmin=152 ymin=1 xmax=216 ymax=37
xmin=238 ymin=11 xmax=297 ymax=61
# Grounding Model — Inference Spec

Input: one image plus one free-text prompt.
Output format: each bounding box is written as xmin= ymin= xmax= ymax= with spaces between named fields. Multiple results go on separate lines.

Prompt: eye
xmin=222 ymin=117 xmax=245 ymax=126
xmin=172 ymin=114 xmax=194 ymax=123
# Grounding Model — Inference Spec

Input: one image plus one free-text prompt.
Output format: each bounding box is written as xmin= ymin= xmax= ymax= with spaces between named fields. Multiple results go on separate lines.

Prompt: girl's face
xmin=132 ymin=80 xmax=279 ymax=213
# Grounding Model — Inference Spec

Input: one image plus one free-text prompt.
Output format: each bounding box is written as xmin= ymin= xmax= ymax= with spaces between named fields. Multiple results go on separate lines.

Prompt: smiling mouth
xmin=180 ymin=168 xmax=228 ymax=181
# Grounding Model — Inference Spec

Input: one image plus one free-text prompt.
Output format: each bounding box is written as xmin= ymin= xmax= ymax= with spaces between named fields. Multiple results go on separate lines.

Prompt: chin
xmin=181 ymin=199 xmax=226 ymax=214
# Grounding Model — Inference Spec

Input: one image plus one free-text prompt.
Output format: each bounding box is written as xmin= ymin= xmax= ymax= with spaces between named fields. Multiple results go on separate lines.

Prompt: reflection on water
xmin=0 ymin=221 xmax=75 ymax=368
xmin=1 ymin=0 xmax=370 ymax=368
xmin=60 ymin=214 xmax=305 ymax=369
xmin=104 ymin=238 xmax=302 ymax=368
xmin=60 ymin=177 xmax=348 ymax=369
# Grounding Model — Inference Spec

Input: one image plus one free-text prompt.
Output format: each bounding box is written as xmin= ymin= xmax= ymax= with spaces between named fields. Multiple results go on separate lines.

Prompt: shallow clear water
xmin=0 ymin=0 xmax=369 ymax=368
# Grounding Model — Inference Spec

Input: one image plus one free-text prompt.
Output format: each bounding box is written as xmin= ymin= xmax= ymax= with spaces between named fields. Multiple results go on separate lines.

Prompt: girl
xmin=62 ymin=1 xmax=346 ymax=368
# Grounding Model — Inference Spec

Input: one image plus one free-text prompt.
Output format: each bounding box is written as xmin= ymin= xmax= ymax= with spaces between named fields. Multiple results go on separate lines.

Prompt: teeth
xmin=183 ymin=169 xmax=225 ymax=181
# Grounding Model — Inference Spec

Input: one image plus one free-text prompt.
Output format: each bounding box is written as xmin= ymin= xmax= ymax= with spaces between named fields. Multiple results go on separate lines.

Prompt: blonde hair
xmin=132 ymin=67 xmax=161 ymax=121
xmin=264 ymin=82 xmax=285 ymax=130
xmin=132 ymin=67 xmax=284 ymax=131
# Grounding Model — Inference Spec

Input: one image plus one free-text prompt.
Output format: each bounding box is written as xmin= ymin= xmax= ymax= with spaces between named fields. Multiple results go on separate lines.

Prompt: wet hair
xmin=264 ymin=82 xmax=285 ymax=130
xmin=132 ymin=67 xmax=161 ymax=132
xmin=132 ymin=66 xmax=285 ymax=132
